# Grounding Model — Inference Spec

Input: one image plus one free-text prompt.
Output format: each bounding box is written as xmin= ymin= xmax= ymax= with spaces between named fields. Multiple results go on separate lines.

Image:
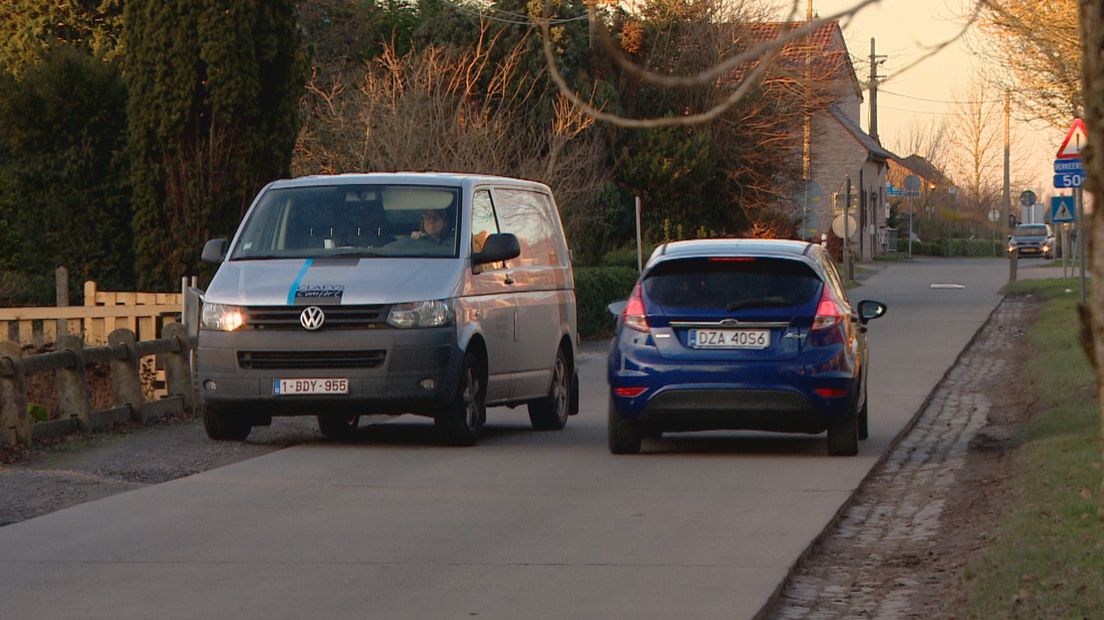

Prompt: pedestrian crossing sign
xmin=1051 ymin=196 xmax=1076 ymax=223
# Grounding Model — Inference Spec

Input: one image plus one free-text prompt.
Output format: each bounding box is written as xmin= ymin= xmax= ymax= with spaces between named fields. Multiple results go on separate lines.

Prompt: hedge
xmin=895 ymin=238 xmax=1004 ymax=257
xmin=574 ymin=266 xmax=639 ymax=340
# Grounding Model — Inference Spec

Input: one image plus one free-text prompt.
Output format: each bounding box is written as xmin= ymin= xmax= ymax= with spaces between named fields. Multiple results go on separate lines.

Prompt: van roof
xmin=268 ymin=172 xmax=550 ymax=192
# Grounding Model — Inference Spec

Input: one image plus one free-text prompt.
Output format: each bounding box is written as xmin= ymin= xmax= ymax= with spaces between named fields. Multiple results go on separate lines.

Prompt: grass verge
xmin=961 ymin=277 xmax=1102 ymax=618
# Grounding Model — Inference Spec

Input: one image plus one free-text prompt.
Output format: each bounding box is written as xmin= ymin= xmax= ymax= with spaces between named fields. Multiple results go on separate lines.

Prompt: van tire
xmin=203 ymin=403 xmax=252 ymax=441
xmin=528 ymin=348 xmax=570 ymax=431
xmin=827 ymin=405 xmax=860 ymax=456
xmin=318 ymin=414 xmax=360 ymax=439
xmin=608 ymin=401 xmax=641 ymax=455
xmin=436 ymin=351 xmax=484 ymax=446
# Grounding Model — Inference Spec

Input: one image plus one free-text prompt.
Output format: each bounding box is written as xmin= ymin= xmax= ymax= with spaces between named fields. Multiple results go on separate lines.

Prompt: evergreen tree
xmin=0 ymin=47 xmax=133 ymax=304
xmin=0 ymin=0 xmax=124 ymax=76
xmin=124 ymin=1 xmax=308 ymax=289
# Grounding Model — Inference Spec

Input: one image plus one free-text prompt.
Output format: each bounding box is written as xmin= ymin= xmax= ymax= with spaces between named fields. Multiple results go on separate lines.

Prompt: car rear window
xmin=1015 ymin=225 xmax=1048 ymax=236
xmin=643 ymin=257 xmax=822 ymax=310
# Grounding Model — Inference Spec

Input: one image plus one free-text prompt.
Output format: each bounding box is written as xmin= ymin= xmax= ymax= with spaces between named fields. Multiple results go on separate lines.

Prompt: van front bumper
xmin=197 ymin=326 xmax=462 ymax=416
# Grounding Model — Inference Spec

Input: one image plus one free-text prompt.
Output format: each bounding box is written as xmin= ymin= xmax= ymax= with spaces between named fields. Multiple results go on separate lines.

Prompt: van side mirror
xmin=473 ymin=233 xmax=521 ymax=265
xmin=201 ymin=239 xmax=229 ymax=263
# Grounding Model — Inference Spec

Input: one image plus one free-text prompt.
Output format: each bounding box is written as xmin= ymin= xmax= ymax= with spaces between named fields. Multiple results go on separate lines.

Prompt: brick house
xmin=749 ymin=21 xmax=892 ymax=259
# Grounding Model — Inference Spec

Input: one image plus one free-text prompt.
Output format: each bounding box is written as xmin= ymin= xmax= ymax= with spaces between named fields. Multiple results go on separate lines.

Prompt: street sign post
xmin=1055 ymin=118 xmax=1087 ymax=303
xmin=904 ymin=175 xmax=920 ymax=258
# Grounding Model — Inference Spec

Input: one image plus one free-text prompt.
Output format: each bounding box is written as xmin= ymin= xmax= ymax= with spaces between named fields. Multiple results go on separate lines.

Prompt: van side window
xmin=471 ymin=190 xmax=499 ymax=254
xmin=495 ymin=189 xmax=560 ymax=267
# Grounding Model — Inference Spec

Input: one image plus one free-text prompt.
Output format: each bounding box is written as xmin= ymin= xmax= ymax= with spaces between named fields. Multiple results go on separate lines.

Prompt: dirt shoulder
xmin=768 ymin=295 xmax=1035 ymax=618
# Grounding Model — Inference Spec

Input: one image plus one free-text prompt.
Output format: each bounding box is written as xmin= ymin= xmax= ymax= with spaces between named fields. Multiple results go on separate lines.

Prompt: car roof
xmin=265 ymin=172 xmax=549 ymax=192
xmin=647 ymin=238 xmax=815 ymax=266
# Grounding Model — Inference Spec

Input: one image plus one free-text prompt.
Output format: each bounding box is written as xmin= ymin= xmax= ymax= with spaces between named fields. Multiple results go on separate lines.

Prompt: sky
xmin=785 ymin=0 xmax=1070 ymax=203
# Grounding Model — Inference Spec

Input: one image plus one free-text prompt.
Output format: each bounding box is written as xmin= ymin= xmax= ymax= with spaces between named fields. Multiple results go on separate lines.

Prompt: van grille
xmin=238 ymin=350 xmax=387 ymax=370
xmin=243 ymin=305 xmax=390 ymax=330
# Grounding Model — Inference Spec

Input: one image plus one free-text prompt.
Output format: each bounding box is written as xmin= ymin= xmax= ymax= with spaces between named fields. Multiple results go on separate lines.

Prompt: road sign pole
xmin=1077 ymin=186 xmax=1085 ymax=303
xmin=907 ymin=195 xmax=913 ymax=259
xmin=844 ymin=176 xmax=852 ymax=281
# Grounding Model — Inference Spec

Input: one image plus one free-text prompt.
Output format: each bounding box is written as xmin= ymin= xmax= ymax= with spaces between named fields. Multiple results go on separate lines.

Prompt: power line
xmin=879 ymin=88 xmax=1003 ymax=105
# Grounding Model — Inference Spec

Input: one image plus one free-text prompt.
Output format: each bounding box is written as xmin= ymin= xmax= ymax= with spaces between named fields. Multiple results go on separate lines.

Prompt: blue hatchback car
xmin=607 ymin=239 xmax=886 ymax=456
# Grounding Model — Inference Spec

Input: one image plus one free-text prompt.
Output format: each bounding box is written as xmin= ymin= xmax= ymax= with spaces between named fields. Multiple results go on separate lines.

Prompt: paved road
xmin=0 ymin=258 xmax=1033 ymax=619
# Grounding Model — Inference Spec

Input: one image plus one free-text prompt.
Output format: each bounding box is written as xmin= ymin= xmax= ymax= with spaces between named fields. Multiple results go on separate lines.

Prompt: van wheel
xmin=436 ymin=352 xmax=484 ymax=446
xmin=528 ymin=348 xmax=570 ymax=431
xmin=608 ymin=401 xmax=641 ymax=455
xmin=318 ymin=414 xmax=360 ymax=439
xmin=203 ymin=402 xmax=252 ymax=441
xmin=827 ymin=404 xmax=860 ymax=456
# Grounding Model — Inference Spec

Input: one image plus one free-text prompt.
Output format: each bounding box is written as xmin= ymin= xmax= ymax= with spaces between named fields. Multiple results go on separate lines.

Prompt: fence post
xmin=161 ymin=322 xmax=193 ymax=412
xmin=56 ymin=267 xmax=69 ymax=337
xmin=55 ymin=334 xmax=91 ymax=430
xmin=1008 ymin=247 xmax=1018 ymax=283
xmin=0 ymin=341 xmax=30 ymax=448
xmin=108 ymin=328 xmax=144 ymax=415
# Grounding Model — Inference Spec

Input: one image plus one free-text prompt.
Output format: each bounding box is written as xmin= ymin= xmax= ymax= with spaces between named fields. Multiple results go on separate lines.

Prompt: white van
xmin=197 ymin=173 xmax=578 ymax=445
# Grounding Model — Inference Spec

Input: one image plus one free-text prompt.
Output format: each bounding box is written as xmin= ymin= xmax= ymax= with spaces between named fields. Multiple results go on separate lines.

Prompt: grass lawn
xmin=961 ymin=278 xmax=1103 ymax=617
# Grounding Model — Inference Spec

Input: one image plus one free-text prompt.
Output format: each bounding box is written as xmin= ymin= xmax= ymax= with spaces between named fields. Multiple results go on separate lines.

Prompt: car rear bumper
xmin=610 ymin=385 xmax=852 ymax=434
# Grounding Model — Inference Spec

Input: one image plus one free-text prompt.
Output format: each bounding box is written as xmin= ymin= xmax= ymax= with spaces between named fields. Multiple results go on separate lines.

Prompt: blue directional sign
xmin=1055 ymin=159 xmax=1084 ymax=175
xmin=886 ymin=184 xmax=904 ymax=197
xmin=1051 ymin=196 xmax=1076 ymax=223
xmin=1054 ymin=173 xmax=1084 ymax=188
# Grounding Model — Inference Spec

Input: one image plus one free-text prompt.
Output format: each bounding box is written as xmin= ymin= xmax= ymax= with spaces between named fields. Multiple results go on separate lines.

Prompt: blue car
xmin=607 ymin=239 xmax=886 ymax=456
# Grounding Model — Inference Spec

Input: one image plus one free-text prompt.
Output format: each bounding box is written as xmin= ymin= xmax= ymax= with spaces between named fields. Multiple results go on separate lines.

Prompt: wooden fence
xmin=0 ymin=324 xmax=194 ymax=449
xmin=0 ymin=280 xmax=182 ymax=346
xmin=0 ymin=278 xmax=194 ymax=450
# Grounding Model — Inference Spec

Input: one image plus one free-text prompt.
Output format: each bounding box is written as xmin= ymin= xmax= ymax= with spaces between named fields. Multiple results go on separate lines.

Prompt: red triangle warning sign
xmin=1056 ymin=118 xmax=1087 ymax=159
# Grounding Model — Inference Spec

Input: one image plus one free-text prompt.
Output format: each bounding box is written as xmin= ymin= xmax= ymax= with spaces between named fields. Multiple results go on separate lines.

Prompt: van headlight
xmin=201 ymin=303 xmax=245 ymax=331
xmin=387 ymin=300 xmax=454 ymax=329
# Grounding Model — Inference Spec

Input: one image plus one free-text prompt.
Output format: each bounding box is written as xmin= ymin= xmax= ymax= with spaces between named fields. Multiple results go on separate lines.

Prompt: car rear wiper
xmin=726 ymin=296 xmax=788 ymax=311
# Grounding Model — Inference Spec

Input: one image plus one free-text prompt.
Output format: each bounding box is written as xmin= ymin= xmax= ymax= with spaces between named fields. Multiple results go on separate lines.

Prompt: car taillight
xmin=812 ymin=285 xmax=843 ymax=331
xmin=623 ymin=283 xmax=649 ymax=332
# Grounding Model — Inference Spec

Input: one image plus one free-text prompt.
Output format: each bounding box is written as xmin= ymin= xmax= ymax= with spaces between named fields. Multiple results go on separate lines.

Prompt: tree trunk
xmin=1077 ymin=0 xmax=1104 ymax=510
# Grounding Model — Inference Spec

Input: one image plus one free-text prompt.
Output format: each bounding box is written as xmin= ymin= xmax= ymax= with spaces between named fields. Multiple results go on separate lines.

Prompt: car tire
xmin=528 ymin=348 xmax=570 ymax=431
xmin=318 ymin=414 xmax=360 ymax=439
xmin=608 ymin=401 xmax=642 ymax=455
xmin=203 ymin=402 xmax=252 ymax=441
xmin=436 ymin=351 xmax=484 ymax=446
xmin=826 ymin=405 xmax=859 ymax=456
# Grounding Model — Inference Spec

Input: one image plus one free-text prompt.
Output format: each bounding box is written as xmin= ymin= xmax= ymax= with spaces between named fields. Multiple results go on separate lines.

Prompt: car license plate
xmin=689 ymin=329 xmax=770 ymax=349
xmin=273 ymin=378 xmax=349 ymax=395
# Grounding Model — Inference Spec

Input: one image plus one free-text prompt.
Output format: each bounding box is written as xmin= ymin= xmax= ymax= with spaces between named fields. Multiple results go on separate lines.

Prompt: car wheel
xmin=528 ymin=348 xmax=570 ymax=431
xmin=318 ymin=414 xmax=360 ymax=439
xmin=202 ymin=401 xmax=252 ymax=441
xmin=608 ymin=401 xmax=642 ymax=455
xmin=436 ymin=351 xmax=484 ymax=446
xmin=826 ymin=404 xmax=859 ymax=456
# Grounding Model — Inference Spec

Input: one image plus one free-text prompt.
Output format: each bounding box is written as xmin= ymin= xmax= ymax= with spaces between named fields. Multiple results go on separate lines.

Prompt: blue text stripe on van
xmin=287 ymin=259 xmax=314 ymax=305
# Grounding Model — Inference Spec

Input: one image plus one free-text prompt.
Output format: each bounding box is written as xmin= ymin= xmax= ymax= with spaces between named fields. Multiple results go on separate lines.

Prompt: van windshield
xmin=230 ymin=184 xmax=461 ymax=260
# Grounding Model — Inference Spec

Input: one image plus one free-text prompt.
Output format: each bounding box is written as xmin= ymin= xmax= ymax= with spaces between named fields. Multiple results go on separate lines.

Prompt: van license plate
xmin=274 ymin=378 xmax=349 ymax=395
xmin=689 ymin=329 xmax=769 ymax=349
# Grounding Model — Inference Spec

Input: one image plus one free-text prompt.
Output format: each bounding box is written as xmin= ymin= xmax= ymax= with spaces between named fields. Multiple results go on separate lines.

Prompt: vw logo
xmin=299 ymin=306 xmax=326 ymax=331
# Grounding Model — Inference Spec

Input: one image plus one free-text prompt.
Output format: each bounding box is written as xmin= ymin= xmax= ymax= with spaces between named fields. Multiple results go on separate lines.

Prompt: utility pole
xmin=868 ymin=39 xmax=886 ymax=144
xmin=800 ymin=0 xmax=814 ymax=240
xmin=1002 ymin=90 xmax=1011 ymax=237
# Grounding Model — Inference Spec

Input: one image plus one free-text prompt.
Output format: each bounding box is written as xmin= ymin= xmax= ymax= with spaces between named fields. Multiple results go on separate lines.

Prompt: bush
xmin=574 ymin=266 xmax=638 ymax=340
xmin=895 ymin=238 xmax=1004 ymax=257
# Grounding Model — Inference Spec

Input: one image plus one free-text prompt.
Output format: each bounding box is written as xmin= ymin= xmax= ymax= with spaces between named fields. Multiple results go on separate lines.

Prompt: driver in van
xmin=410 ymin=208 xmax=452 ymax=244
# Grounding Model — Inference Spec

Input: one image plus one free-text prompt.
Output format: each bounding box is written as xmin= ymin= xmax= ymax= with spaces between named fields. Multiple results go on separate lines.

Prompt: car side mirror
xmin=857 ymin=300 xmax=887 ymax=324
xmin=472 ymin=233 xmax=521 ymax=266
xmin=201 ymin=239 xmax=229 ymax=263
xmin=607 ymin=300 xmax=627 ymax=316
